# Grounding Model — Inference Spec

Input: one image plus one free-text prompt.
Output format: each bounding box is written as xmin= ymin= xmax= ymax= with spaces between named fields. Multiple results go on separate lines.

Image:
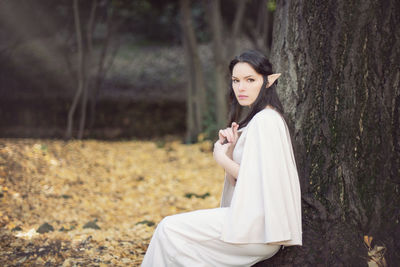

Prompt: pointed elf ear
xmin=266 ymin=73 xmax=281 ymax=88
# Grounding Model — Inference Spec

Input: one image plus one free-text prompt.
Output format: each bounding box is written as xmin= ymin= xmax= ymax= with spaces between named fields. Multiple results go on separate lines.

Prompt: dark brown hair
xmin=228 ymin=50 xmax=284 ymax=129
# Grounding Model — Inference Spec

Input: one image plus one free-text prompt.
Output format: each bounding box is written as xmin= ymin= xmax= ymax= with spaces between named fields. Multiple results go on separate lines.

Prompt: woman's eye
xmin=248 ymin=78 xmax=255 ymax=82
xmin=232 ymin=79 xmax=239 ymax=83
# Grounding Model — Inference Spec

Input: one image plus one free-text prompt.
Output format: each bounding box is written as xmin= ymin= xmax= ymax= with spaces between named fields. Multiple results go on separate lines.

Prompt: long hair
xmin=227 ymin=50 xmax=284 ymax=129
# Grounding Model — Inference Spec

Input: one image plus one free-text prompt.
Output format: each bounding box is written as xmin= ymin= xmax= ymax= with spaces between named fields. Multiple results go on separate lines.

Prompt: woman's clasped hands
xmin=213 ymin=122 xmax=239 ymax=165
xmin=213 ymin=122 xmax=240 ymax=186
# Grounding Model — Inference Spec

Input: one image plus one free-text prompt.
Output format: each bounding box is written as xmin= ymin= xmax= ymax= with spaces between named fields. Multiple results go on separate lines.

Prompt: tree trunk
xmin=78 ymin=0 xmax=97 ymax=139
xmin=254 ymin=0 xmax=400 ymax=265
xmin=229 ymin=0 xmax=248 ymax=56
xmin=66 ymin=0 xmax=84 ymax=139
xmin=206 ymin=0 xmax=227 ymax=129
xmin=206 ymin=0 xmax=248 ymax=128
xmin=88 ymin=1 xmax=116 ymax=131
xmin=180 ymin=0 xmax=207 ymax=143
xmin=253 ymin=0 xmax=274 ymax=55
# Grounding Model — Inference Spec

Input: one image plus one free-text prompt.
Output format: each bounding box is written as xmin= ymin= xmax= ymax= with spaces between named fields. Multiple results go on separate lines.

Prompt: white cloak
xmin=219 ymin=108 xmax=302 ymax=246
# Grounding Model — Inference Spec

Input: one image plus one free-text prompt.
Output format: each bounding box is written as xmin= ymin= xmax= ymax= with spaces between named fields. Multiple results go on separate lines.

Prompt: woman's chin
xmin=237 ymin=100 xmax=252 ymax=107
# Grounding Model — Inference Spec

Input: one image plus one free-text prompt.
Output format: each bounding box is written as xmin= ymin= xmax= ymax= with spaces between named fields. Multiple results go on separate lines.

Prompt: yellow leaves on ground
xmin=0 ymin=138 xmax=224 ymax=266
xmin=364 ymin=235 xmax=387 ymax=267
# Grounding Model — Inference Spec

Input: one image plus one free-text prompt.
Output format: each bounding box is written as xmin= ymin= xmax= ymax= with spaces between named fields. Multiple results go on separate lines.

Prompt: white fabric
xmin=141 ymin=107 xmax=302 ymax=266
xmin=141 ymin=208 xmax=281 ymax=267
xmin=220 ymin=108 xmax=302 ymax=246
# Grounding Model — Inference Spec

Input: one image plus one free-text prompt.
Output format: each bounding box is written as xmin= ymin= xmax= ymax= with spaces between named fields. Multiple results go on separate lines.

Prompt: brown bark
xmin=253 ymin=0 xmax=400 ymax=265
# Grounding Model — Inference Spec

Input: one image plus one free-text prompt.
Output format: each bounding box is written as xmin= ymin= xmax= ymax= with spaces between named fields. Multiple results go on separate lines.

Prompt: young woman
xmin=141 ymin=50 xmax=302 ymax=267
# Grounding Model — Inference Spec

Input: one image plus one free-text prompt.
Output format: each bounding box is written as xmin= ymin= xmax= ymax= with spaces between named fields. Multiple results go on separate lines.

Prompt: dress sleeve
xmin=219 ymin=110 xmax=302 ymax=246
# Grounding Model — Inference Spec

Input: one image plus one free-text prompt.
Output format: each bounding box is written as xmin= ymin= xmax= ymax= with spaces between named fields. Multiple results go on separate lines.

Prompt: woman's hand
xmin=213 ymin=140 xmax=230 ymax=164
xmin=213 ymin=140 xmax=240 ymax=184
xmin=218 ymin=122 xmax=239 ymax=145
xmin=214 ymin=122 xmax=239 ymax=166
xmin=213 ymin=122 xmax=241 ymax=182
xmin=228 ymin=174 xmax=237 ymax=187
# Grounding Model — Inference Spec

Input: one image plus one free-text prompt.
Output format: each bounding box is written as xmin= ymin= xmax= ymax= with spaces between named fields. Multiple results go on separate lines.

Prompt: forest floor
xmin=0 ymin=138 xmax=223 ymax=266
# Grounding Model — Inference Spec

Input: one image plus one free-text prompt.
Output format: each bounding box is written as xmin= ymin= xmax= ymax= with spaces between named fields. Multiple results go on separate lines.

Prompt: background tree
xmin=206 ymin=0 xmax=276 ymax=129
xmin=242 ymin=0 xmax=275 ymax=55
xmin=0 ymin=0 xmax=187 ymax=140
xmin=180 ymin=0 xmax=207 ymax=143
xmin=206 ymin=0 xmax=247 ymax=129
xmin=66 ymin=0 xmax=121 ymax=139
xmin=255 ymin=0 xmax=400 ymax=265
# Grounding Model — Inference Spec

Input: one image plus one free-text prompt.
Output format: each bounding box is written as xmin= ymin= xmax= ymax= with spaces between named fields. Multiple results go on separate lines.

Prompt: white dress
xmin=141 ymin=108 xmax=302 ymax=267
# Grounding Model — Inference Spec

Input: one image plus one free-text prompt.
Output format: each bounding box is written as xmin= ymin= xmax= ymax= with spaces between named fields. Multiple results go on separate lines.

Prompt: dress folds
xmin=220 ymin=108 xmax=302 ymax=246
xmin=141 ymin=108 xmax=302 ymax=267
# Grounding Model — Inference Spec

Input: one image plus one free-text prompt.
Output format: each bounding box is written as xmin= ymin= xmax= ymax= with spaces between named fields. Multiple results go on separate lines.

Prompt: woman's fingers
xmin=218 ymin=129 xmax=227 ymax=143
xmin=231 ymin=122 xmax=239 ymax=142
xmin=219 ymin=129 xmax=231 ymax=143
xmin=219 ymin=122 xmax=239 ymax=144
xmin=225 ymin=129 xmax=234 ymax=142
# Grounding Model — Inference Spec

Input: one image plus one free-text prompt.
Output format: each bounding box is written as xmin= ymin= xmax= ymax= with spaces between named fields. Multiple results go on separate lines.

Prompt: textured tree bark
xmin=254 ymin=0 xmax=400 ymax=265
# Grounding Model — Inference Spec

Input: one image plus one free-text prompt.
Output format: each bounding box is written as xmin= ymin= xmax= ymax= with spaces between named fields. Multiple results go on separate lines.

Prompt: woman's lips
xmin=238 ymin=95 xmax=248 ymax=99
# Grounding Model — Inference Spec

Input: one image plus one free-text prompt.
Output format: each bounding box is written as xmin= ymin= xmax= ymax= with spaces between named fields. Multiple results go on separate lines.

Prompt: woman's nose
xmin=238 ymin=82 xmax=245 ymax=91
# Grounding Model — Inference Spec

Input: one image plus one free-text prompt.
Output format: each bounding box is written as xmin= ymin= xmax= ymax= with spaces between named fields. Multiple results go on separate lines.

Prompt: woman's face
xmin=232 ymin=62 xmax=264 ymax=107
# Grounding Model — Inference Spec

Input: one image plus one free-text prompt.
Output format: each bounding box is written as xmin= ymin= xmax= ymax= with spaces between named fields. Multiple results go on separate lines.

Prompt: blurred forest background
xmin=0 ymin=0 xmax=275 ymax=142
xmin=1 ymin=0 xmax=399 ymax=266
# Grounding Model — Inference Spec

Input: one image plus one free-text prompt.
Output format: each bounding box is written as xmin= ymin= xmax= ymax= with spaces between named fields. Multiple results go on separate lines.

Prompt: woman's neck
xmin=265 ymin=104 xmax=275 ymax=110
